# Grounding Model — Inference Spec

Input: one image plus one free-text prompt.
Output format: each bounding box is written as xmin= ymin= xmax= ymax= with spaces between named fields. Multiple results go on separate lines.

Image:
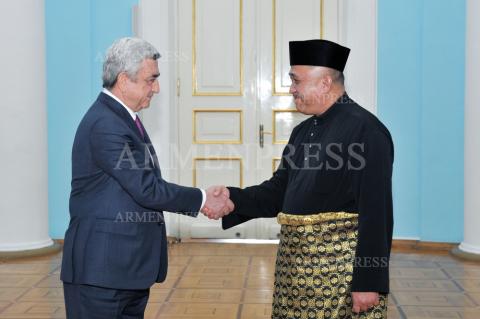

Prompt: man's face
xmin=123 ymin=59 xmax=160 ymax=112
xmin=288 ymin=65 xmax=324 ymax=115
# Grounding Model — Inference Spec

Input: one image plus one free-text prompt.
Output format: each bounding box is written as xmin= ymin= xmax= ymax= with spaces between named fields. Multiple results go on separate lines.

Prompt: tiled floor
xmin=0 ymin=242 xmax=479 ymax=318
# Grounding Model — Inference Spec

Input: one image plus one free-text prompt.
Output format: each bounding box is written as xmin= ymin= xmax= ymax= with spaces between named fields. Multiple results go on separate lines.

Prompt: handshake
xmin=200 ymin=186 xmax=234 ymax=220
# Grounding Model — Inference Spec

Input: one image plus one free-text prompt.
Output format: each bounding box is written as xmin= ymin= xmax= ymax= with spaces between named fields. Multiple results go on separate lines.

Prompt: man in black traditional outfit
xmin=221 ymin=39 xmax=394 ymax=319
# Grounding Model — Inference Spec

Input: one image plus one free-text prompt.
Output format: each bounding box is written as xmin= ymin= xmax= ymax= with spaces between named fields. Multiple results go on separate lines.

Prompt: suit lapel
xmin=97 ymin=92 xmax=161 ymax=172
xmin=98 ymin=93 xmax=144 ymax=141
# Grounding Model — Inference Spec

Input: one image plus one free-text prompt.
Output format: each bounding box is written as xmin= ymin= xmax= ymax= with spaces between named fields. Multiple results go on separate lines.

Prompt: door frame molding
xmin=338 ymin=0 xmax=378 ymax=113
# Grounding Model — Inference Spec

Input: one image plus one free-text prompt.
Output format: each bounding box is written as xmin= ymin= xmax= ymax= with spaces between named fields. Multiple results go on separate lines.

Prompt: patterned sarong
xmin=272 ymin=212 xmax=387 ymax=319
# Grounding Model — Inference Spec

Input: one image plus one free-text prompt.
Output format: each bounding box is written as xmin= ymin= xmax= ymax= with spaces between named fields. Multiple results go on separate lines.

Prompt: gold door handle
xmin=259 ymin=124 xmax=273 ymax=148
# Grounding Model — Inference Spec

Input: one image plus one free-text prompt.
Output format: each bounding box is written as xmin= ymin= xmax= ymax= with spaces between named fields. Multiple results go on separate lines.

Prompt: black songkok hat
xmin=289 ymin=39 xmax=350 ymax=72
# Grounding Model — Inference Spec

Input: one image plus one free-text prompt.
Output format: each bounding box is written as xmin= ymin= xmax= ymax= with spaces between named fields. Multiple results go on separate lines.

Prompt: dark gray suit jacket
xmin=61 ymin=92 xmax=202 ymax=289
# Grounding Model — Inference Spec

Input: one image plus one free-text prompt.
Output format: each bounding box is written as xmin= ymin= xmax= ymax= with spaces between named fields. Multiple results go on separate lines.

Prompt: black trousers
xmin=63 ymin=282 xmax=150 ymax=319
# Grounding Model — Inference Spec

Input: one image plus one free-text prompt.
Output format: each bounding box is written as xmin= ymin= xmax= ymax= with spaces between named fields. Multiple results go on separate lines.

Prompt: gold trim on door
xmin=320 ymin=0 xmax=324 ymax=38
xmin=193 ymin=157 xmax=244 ymax=188
xmin=193 ymin=109 xmax=244 ymax=144
xmin=192 ymin=0 xmax=244 ymax=96
xmin=272 ymin=109 xmax=298 ymax=144
xmin=272 ymin=0 xmax=324 ymax=96
xmin=272 ymin=157 xmax=281 ymax=173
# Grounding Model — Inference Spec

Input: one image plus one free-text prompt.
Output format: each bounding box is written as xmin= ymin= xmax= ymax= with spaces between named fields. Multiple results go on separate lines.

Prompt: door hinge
xmin=176 ymin=78 xmax=180 ymax=97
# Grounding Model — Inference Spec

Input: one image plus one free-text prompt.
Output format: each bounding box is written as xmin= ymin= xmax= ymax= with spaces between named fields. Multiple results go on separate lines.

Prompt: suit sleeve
xmin=89 ymin=117 xmax=202 ymax=214
xmin=351 ymin=129 xmax=394 ymax=293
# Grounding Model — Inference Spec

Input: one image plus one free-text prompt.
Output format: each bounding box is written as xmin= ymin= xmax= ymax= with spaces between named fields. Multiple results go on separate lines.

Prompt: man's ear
xmin=116 ymin=72 xmax=129 ymax=91
xmin=317 ymin=75 xmax=333 ymax=93
xmin=323 ymin=75 xmax=334 ymax=90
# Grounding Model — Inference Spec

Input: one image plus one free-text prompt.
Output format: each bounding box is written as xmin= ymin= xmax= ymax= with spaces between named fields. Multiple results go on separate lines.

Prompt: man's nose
xmin=289 ymin=84 xmax=296 ymax=94
xmin=153 ymin=79 xmax=160 ymax=93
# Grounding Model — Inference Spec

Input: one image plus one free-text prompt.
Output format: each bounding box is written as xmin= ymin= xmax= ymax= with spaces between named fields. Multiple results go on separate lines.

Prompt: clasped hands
xmin=200 ymin=185 xmax=234 ymax=220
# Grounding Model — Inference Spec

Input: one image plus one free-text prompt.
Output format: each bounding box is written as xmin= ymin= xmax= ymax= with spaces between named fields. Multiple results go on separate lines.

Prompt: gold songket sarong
xmin=272 ymin=212 xmax=387 ymax=319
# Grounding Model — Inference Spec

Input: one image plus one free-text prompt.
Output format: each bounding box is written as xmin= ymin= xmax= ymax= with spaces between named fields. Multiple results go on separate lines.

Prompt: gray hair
xmin=329 ymin=70 xmax=345 ymax=85
xmin=310 ymin=66 xmax=345 ymax=86
xmin=102 ymin=37 xmax=161 ymax=89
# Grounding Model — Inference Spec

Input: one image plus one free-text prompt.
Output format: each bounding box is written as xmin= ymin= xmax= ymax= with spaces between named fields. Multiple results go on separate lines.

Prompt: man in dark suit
xmin=60 ymin=37 xmax=233 ymax=318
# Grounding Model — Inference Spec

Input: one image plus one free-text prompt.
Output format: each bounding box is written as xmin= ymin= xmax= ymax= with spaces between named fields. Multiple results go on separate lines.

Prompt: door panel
xmin=193 ymin=0 xmax=243 ymax=95
xmin=178 ymin=0 xmax=258 ymax=238
xmin=273 ymin=0 xmax=324 ymax=95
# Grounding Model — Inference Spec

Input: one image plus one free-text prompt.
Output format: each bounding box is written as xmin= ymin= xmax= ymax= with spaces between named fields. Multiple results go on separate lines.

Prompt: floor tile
xmin=0 ymin=302 xmax=66 ymax=318
xmin=168 ymin=289 xmax=242 ymax=303
xmin=390 ymin=267 xmax=448 ymax=279
xmin=240 ymin=304 xmax=271 ymax=319
xmin=157 ymin=303 xmax=238 ymax=319
xmin=243 ymin=289 xmax=273 ymax=304
xmin=183 ymin=265 xmax=247 ymax=277
xmin=189 ymin=256 xmax=250 ymax=266
xmin=176 ymin=276 xmax=244 ymax=289
xmin=35 ymin=276 xmax=62 ymax=289
xmin=401 ymin=306 xmax=480 ymax=319
xmin=0 ymin=289 xmax=29 ymax=302
xmin=0 ymin=276 xmax=44 ymax=288
xmin=394 ymin=291 xmax=477 ymax=307
xmin=0 ymin=264 xmax=57 ymax=276
xmin=246 ymin=275 xmax=274 ymax=289
xmin=18 ymin=288 xmax=63 ymax=303
xmin=455 ymin=279 xmax=480 ymax=292
xmin=390 ymin=278 xmax=461 ymax=292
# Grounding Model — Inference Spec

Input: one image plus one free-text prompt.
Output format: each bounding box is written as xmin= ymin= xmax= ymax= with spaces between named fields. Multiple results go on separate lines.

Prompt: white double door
xmin=174 ymin=0 xmax=342 ymax=239
xmin=172 ymin=0 xmax=377 ymax=239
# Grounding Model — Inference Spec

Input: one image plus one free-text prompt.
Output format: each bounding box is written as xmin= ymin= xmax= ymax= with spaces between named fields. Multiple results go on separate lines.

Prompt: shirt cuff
xmin=199 ymin=188 xmax=206 ymax=211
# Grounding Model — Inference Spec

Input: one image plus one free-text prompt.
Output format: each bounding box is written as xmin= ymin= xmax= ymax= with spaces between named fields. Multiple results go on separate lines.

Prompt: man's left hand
xmin=351 ymin=292 xmax=379 ymax=313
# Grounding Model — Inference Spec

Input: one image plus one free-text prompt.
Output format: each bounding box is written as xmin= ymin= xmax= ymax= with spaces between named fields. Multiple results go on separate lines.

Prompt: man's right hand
xmin=201 ymin=185 xmax=234 ymax=220
xmin=352 ymin=292 xmax=380 ymax=313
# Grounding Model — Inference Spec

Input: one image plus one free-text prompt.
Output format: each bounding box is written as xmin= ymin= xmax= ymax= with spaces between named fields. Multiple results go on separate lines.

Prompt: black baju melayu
xmin=223 ymin=93 xmax=394 ymax=319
